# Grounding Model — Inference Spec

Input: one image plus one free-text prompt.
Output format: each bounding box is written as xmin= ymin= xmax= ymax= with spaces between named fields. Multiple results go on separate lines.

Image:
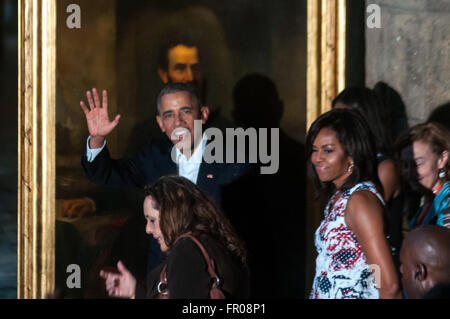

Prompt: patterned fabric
xmin=310 ymin=182 xmax=385 ymax=299
xmin=411 ymin=182 xmax=450 ymax=229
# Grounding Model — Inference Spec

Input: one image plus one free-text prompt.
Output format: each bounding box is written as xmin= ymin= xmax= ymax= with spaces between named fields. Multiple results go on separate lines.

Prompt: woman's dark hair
xmin=332 ymin=87 xmax=393 ymax=156
xmin=373 ymin=81 xmax=409 ymax=142
xmin=306 ymin=108 xmax=380 ymax=200
xmin=144 ymin=175 xmax=246 ymax=264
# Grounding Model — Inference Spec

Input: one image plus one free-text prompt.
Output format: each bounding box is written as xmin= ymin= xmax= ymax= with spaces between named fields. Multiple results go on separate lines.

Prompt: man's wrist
xmin=89 ymin=136 xmax=106 ymax=149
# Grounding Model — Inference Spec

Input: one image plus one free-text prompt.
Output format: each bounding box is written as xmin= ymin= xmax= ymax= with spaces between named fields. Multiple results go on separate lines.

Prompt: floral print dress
xmin=310 ymin=182 xmax=385 ymax=299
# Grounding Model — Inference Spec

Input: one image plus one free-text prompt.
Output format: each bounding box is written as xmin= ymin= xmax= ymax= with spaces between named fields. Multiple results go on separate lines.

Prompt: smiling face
xmin=311 ymin=127 xmax=353 ymax=188
xmin=143 ymin=196 xmax=168 ymax=252
xmin=412 ymin=139 xmax=447 ymax=192
xmin=156 ymin=91 xmax=209 ymax=154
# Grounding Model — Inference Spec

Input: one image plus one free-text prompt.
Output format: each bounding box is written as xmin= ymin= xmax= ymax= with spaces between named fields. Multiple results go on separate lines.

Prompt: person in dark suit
xmin=125 ymin=37 xmax=205 ymax=156
xmin=99 ymin=176 xmax=249 ymax=299
xmin=125 ymin=37 xmax=232 ymax=156
xmin=79 ymin=82 xmax=254 ymax=283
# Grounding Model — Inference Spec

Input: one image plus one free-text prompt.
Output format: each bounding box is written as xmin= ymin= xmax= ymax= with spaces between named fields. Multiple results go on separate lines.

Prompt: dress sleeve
xmin=440 ymin=207 xmax=450 ymax=229
xmin=436 ymin=191 xmax=450 ymax=229
xmin=165 ymin=238 xmax=211 ymax=299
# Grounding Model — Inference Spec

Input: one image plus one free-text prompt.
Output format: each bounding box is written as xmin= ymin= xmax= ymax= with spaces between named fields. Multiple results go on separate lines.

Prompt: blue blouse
xmin=411 ymin=182 xmax=450 ymax=229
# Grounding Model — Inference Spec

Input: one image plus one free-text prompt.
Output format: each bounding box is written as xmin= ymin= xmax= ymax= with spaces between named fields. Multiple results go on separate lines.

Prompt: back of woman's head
xmin=373 ymin=81 xmax=407 ymax=118
xmin=306 ymin=108 xmax=380 ymax=198
xmin=410 ymin=122 xmax=450 ymax=180
xmin=144 ymin=175 xmax=247 ymax=263
xmin=332 ymin=86 xmax=392 ymax=155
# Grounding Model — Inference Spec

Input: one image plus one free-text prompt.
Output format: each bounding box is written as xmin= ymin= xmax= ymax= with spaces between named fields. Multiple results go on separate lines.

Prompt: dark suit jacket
xmin=81 ymin=137 xmax=257 ymax=283
xmin=81 ymin=137 xmax=254 ymax=209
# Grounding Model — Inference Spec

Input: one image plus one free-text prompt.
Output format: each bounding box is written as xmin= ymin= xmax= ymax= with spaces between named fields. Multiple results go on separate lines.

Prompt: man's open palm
xmin=80 ymin=88 xmax=120 ymax=138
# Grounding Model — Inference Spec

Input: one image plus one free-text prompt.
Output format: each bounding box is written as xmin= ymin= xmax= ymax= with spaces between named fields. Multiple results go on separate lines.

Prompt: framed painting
xmin=18 ymin=0 xmax=345 ymax=298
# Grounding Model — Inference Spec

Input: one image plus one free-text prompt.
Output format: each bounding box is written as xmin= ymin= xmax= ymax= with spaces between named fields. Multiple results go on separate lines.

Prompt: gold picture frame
xmin=18 ymin=0 xmax=56 ymax=298
xmin=17 ymin=0 xmax=346 ymax=298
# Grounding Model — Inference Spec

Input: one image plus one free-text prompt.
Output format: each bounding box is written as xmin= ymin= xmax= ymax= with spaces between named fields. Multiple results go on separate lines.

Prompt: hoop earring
xmin=347 ymin=162 xmax=354 ymax=173
xmin=439 ymin=169 xmax=446 ymax=179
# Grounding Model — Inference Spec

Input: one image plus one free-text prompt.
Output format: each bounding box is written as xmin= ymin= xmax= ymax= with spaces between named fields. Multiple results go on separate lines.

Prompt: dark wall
xmin=0 ymin=0 xmax=18 ymax=299
xmin=346 ymin=0 xmax=366 ymax=87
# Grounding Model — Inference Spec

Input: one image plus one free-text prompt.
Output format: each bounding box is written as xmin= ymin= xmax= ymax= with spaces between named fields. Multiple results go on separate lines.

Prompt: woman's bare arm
xmin=345 ymin=190 xmax=402 ymax=299
xmin=378 ymin=159 xmax=401 ymax=202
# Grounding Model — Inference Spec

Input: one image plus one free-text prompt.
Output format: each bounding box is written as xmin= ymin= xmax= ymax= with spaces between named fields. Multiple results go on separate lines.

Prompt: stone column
xmin=366 ymin=0 xmax=450 ymax=125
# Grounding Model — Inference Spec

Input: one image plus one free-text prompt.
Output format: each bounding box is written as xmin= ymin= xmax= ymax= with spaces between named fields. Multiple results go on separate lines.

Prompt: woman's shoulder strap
xmin=175 ymin=234 xmax=219 ymax=280
xmin=347 ymin=181 xmax=385 ymax=206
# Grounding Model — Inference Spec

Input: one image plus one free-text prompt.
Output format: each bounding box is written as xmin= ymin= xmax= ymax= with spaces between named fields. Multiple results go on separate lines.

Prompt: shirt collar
xmin=175 ymin=133 xmax=207 ymax=164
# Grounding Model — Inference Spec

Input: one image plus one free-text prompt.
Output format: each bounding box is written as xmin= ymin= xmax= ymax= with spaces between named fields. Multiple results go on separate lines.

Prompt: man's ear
xmin=416 ymin=263 xmax=436 ymax=297
xmin=157 ymin=67 xmax=169 ymax=84
xmin=415 ymin=263 xmax=427 ymax=282
xmin=200 ymin=106 xmax=210 ymax=124
xmin=156 ymin=115 xmax=165 ymax=133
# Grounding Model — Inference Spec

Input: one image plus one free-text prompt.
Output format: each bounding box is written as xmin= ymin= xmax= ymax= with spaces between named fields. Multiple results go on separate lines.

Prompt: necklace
xmin=433 ymin=183 xmax=444 ymax=195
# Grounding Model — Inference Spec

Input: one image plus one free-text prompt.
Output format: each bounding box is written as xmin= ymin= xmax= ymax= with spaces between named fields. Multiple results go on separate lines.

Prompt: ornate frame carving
xmin=18 ymin=0 xmax=56 ymax=298
xmin=307 ymin=0 xmax=346 ymax=130
xmin=306 ymin=0 xmax=347 ymax=291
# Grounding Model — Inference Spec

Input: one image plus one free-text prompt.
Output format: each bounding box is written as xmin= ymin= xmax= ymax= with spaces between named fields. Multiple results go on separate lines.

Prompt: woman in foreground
xmin=100 ymin=175 xmax=249 ymax=299
xmin=307 ymin=109 xmax=401 ymax=299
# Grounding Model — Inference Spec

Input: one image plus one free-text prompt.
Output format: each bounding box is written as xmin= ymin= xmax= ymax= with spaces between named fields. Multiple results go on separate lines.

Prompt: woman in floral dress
xmin=306 ymin=109 xmax=401 ymax=299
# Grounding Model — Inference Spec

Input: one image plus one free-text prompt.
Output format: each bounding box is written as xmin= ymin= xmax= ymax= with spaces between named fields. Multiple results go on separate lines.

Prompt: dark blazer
xmin=135 ymin=234 xmax=250 ymax=299
xmin=81 ymin=137 xmax=255 ymax=209
xmin=81 ymin=137 xmax=257 ymax=283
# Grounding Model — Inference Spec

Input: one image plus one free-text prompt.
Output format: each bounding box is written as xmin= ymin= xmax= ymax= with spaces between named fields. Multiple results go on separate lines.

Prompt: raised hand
xmin=80 ymin=88 xmax=121 ymax=148
xmin=100 ymin=261 xmax=136 ymax=299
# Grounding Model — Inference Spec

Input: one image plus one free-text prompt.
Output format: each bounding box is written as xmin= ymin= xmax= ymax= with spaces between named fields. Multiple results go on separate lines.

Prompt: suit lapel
xmin=197 ymin=160 xmax=222 ymax=190
xmin=197 ymin=135 xmax=223 ymax=187
xmin=160 ymin=139 xmax=178 ymax=176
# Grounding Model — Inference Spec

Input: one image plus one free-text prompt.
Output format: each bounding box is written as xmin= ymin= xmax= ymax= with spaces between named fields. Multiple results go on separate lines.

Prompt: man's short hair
xmin=156 ymin=82 xmax=203 ymax=114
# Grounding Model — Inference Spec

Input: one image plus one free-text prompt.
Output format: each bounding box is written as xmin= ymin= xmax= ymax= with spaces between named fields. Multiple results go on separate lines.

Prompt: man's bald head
xmin=400 ymin=225 xmax=450 ymax=298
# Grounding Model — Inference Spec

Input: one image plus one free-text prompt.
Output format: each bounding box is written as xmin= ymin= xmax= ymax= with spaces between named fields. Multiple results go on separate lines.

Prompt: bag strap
xmin=158 ymin=234 xmax=221 ymax=292
xmin=176 ymin=234 xmax=220 ymax=282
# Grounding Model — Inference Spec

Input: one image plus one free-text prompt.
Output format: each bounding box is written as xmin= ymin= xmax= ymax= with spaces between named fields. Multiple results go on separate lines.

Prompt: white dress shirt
xmin=174 ymin=134 xmax=207 ymax=184
xmin=85 ymin=134 xmax=207 ymax=184
xmin=85 ymin=136 xmax=106 ymax=162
